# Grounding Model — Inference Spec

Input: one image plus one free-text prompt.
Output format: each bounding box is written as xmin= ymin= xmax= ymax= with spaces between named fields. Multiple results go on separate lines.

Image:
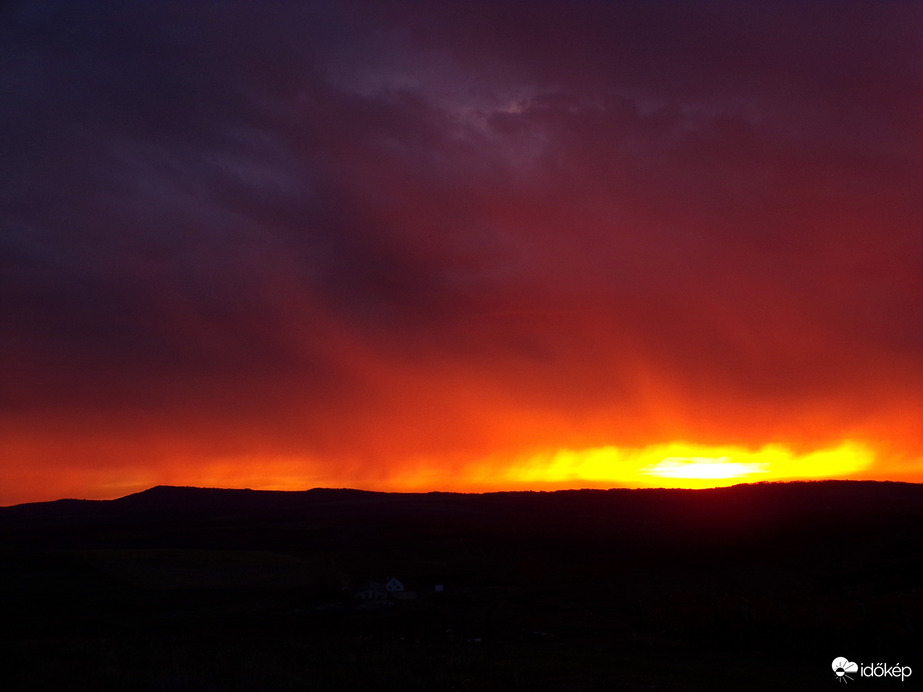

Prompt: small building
xmin=353 ymin=581 xmax=388 ymax=601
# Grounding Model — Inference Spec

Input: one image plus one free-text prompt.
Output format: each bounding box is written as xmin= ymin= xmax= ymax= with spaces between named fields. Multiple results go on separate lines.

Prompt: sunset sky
xmin=3 ymin=1 xmax=923 ymax=505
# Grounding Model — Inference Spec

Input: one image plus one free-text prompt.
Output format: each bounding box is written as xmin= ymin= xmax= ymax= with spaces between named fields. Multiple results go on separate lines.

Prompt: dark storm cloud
xmin=2 ymin=0 xmax=923 ymax=498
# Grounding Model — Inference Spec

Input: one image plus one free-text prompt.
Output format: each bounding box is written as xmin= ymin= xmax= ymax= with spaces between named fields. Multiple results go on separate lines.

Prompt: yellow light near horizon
xmin=494 ymin=440 xmax=873 ymax=488
xmin=646 ymin=456 xmax=767 ymax=479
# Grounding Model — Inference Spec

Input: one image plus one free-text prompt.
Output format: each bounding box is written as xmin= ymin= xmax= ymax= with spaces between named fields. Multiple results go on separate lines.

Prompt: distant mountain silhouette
xmin=3 ymin=479 xmax=922 ymax=524
xmin=2 ymin=480 xmax=922 ymax=554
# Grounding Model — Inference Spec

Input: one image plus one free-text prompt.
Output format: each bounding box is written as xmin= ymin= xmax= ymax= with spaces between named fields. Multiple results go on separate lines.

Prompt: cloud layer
xmin=2 ymin=1 xmax=923 ymax=502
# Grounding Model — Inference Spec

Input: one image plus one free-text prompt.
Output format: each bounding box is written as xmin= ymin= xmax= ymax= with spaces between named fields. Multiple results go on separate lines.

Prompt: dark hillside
xmin=1 ymin=481 xmax=921 ymax=691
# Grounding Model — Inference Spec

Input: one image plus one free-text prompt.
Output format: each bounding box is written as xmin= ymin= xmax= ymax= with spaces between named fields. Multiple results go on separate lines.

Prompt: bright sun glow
xmin=479 ymin=440 xmax=874 ymax=489
xmin=647 ymin=456 xmax=765 ymax=479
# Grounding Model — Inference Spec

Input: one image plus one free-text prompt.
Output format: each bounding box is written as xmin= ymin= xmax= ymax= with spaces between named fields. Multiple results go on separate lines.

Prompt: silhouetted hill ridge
xmin=1 ymin=480 xmax=921 ymax=532
xmin=2 ymin=479 xmax=922 ymax=690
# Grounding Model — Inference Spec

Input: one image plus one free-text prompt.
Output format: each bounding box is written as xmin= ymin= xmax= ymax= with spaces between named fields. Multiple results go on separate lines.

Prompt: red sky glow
xmin=2 ymin=1 xmax=923 ymax=505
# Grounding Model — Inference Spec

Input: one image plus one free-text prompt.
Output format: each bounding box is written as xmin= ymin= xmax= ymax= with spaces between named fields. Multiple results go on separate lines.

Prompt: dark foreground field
xmin=1 ymin=481 xmax=921 ymax=691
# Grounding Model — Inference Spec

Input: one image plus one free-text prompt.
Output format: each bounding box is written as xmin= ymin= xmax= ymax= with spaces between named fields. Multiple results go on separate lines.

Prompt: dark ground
xmin=1 ymin=481 xmax=921 ymax=691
